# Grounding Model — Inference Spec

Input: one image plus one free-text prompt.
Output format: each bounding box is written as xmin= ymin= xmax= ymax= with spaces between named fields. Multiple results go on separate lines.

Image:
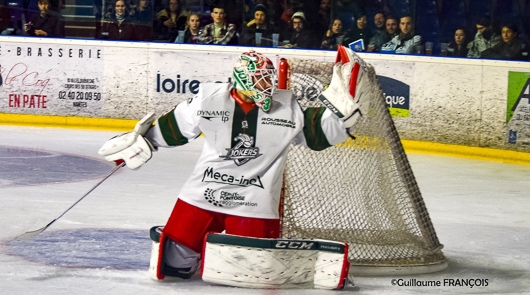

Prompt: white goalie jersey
xmin=145 ymin=83 xmax=349 ymax=219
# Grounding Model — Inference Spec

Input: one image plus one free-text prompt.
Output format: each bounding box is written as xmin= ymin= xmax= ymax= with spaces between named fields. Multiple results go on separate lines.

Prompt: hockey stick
xmin=16 ymin=162 xmax=125 ymax=240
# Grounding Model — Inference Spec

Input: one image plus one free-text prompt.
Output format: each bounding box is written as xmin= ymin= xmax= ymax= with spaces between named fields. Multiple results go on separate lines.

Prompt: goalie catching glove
xmin=319 ymin=45 xmax=372 ymax=129
xmin=98 ymin=112 xmax=157 ymax=170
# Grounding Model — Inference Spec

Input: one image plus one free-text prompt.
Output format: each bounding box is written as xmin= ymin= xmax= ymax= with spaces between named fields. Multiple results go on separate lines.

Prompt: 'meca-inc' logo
xmin=220 ymin=133 xmax=262 ymax=166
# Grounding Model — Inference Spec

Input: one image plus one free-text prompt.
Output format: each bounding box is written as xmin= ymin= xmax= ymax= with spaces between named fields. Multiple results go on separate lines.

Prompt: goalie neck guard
xmin=233 ymin=51 xmax=277 ymax=112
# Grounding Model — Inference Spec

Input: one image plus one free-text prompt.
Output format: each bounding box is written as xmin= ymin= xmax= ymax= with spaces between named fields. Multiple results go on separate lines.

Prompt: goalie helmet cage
xmin=277 ymin=57 xmax=447 ymax=275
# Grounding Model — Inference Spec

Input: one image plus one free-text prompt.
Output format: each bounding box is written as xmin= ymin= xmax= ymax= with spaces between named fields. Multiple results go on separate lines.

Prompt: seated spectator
xmin=100 ymin=0 xmax=136 ymax=40
xmin=381 ymin=15 xmax=421 ymax=54
xmin=279 ymin=0 xmax=300 ymax=30
xmin=154 ymin=0 xmax=187 ymax=42
xmin=131 ymin=0 xmax=153 ymax=41
xmin=368 ymin=14 xmax=398 ymax=52
xmin=321 ymin=18 xmax=345 ymax=50
xmin=259 ymin=0 xmax=282 ymax=28
xmin=481 ymin=23 xmax=529 ymax=61
xmin=259 ymin=0 xmax=282 ymax=29
xmin=24 ymin=0 xmax=64 ymax=37
xmin=467 ymin=16 xmax=501 ymax=58
xmin=447 ymin=27 xmax=469 ymax=57
xmin=197 ymin=5 xmax=237 ymax=45
xmin=240 ymin=4 xmax=276 ymax=47
xmin=183 ymin=12 xmax=201 ymax=43
xmin=342 ymin=13 xmax=372 ymax=51
xmin=372 ymin=11 xmax=385 ymax=34
xmin=283 ymin=11 xmax=317 ymax=49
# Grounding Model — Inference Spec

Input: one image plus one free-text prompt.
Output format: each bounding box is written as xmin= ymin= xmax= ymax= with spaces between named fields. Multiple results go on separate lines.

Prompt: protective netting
xmin=280 ymin=58 xmax=447 ymax=273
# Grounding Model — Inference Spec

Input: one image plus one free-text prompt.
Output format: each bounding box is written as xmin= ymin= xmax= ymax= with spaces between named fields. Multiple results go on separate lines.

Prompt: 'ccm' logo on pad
xmin=274 ymin=241 xmax=316 ymax=250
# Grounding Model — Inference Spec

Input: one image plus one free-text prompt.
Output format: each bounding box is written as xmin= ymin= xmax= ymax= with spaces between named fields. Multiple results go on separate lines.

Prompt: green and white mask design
xmin=233 ymin=51 xmax=277 ymax=112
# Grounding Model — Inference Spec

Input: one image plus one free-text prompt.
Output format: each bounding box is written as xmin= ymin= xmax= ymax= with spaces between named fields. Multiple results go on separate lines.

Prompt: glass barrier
xmin=0 ymin=0 xmax=528 ymax=61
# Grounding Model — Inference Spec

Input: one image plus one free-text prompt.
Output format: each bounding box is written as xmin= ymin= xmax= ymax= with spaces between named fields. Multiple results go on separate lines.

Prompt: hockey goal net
xmin=278 ymin=56 xmax=447 ymax=275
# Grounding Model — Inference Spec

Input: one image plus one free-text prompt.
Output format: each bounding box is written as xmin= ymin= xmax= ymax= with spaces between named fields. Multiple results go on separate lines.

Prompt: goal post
xmin=277 ymin=57 xmax=447 ymax=275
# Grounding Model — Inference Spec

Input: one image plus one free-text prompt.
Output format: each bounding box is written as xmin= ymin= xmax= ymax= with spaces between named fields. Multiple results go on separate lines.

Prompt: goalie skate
xmin=148 ymin=226 xmax=200 ymax=280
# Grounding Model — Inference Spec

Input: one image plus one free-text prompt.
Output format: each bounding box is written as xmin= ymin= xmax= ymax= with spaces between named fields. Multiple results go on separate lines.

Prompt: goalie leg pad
xmin=148 ymin=226 xmax=201 ymax=281
xmin=201 ymin=233 xmax=350 ymax=289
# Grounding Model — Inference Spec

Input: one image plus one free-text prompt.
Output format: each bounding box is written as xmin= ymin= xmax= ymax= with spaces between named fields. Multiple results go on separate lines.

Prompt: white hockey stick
xmin=16 ymin=162 xmax=125 ymax=240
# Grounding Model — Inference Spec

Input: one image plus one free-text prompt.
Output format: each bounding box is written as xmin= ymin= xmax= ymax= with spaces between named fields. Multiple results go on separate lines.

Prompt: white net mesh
xmin=279 ymin=58 xmax=446 ymax=273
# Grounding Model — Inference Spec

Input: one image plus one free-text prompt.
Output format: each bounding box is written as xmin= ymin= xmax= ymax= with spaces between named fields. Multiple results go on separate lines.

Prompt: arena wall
xmin=1 ymin=36 xmax=530 ymax=159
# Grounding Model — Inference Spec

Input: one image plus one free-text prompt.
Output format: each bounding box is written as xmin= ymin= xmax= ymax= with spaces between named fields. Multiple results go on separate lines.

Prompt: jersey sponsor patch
xmin=203 ymin=188 xmax=257 ymax=207
xmin=197 ymin=110 xmax=230 ymax=122
xmin=260 ymin=117 xmax=296 ymax=128
xmin=202 ymin=167 xmax=264 ymax=188
xmin=220 ymin=133 xmax=262 ymax=166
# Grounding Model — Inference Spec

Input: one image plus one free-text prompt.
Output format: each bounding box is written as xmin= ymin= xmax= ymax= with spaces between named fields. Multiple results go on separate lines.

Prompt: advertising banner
xmin=507 ymin=71 xmax=530 ymax=146
xmin=368 ymin=59 xmax=413 ymax=117
xmin=146 ymin=50 xmax=237 ymax=115
xmin=0 ymin=42 xmax=105 ymax=116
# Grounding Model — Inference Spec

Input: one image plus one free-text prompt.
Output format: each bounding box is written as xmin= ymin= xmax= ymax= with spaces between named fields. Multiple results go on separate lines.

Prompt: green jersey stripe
xmin=231 ymin=104 xmax=259 ymax=147
xmin=303 ymin=107 xmax=332 ymax=151
xmin=158 ymin=109 xmax=189 ymax=146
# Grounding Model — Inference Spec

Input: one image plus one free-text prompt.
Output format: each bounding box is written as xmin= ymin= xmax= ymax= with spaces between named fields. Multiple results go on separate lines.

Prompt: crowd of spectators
xmin=1 ymin=0 xmax=529 ymax=61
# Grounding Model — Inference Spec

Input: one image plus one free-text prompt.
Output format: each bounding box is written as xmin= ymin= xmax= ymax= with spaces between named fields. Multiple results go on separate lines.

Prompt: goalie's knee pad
xmin=201 ymin=233 xmax=350 ymax=290
xmin=148 ymin=226 xmax=201 ymax=281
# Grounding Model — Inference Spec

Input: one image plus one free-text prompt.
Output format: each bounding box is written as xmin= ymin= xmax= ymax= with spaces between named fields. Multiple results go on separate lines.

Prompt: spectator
xmin=256 ymin=0 xmax=282 ymax=28
xmin=240 ymin=4 xmax=276 ymax=46
xmin=467 ymin=16 xmax=501 ymax=58
xmin=368 ymin=14 xmax=398 ymax=52
xmin=131 ymin=0 xmax=153 ymax=41
xmin=154 ymin=0 xmax=187 ymax=42
xmin=283 ymin=11 xmax=316 ymax=49
xmin=447 ymin=27 xmax=469 ymax=57
xmin=343 ymin=13 xmax=372 ymax=51
xmin=100 ymin=0 xmax=136 ymax=40
xmin=24 ymin=0 xmax=64 ymax=37
xmin=320 ymin=18 xmax=345 ymax=50
xmin=217 ymin=0 xmax=245 ymax=29
xmin=279 ymin=0 xmax=301 ymax=29
xmin=381 ymin=15 xmax=421 ymax=54
xmin=481 ymin=23 xmax=529 ymax=61
xmin=183 ymin=12 xmax=201 ymax=44
xmin=197 ymin=5 xmax=237 ymax=45
xmin=372 ymin=11 xmax=385 ymax=34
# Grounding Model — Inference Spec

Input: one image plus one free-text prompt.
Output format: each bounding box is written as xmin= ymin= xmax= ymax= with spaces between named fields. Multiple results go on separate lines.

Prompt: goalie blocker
xmin=98 ymin=112 xmax=157 ymax=170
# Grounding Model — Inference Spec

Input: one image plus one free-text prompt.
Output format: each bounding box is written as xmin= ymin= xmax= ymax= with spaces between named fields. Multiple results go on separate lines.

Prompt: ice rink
xmin=1 ymin=125 xmax=529 ymax=295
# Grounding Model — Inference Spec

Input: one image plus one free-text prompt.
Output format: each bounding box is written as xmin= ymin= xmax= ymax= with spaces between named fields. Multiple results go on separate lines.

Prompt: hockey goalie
xmin=98 ymin=46 xmax=371 ymax=289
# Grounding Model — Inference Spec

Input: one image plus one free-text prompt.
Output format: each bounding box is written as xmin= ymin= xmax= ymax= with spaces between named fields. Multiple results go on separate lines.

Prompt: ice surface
xmin=0 ymin=126 xmax=529 ymax=294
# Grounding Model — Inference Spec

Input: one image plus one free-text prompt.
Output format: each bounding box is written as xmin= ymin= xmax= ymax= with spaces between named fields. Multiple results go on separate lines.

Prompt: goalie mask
xmin=233 ymin=51 xmax=277 ymax=112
